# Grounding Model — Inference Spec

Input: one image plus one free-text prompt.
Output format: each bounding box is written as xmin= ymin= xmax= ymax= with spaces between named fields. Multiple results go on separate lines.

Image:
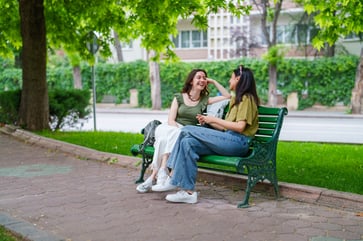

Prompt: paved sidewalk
xmin=0 ymin=128 xmax=362 ymax=241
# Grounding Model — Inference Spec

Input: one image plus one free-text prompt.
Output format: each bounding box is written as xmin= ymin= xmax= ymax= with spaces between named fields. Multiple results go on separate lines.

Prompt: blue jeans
xmin=167 ymin=125 xmax=250 ymax=190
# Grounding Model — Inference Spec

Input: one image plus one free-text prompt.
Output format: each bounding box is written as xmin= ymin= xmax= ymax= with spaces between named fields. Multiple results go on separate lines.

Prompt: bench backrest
xmin=255 ymin=106 xmax=288 ymax=143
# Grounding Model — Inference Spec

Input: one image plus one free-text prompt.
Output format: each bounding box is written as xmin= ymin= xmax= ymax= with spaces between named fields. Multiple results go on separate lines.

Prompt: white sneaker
xmin=151 ymin=176 xmax=176 ymax=192
xmin=136 ymin=177 xmax=154 ymax=193
xmin=166 ymin=190 xmax=198 ymax=204
xmin=156 ymin=168 xmax=168 ymax=186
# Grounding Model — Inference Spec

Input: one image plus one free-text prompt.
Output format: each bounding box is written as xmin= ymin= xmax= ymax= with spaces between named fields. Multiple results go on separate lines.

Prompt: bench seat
xmin=130 ymin=106 xmax=288 ymax=208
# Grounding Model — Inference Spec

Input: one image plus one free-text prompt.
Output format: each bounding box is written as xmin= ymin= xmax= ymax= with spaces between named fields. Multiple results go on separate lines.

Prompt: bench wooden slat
xmin=258 ymin=106 xmax=282 ymax=115
xmin=254 ymin=135 xmax=273 ymax=142
xmin=259 ymin=116 xmax=279 ymax=122
xmin=198 ymin=155 xmax=239 ymax=167
xmin=130 ymin=106 xmax=288 ymax=208
xmin=258 ymin=122 xmax=277 ymax=129
xmin=131 ymin=144 xmax=154 ymax=157
xmin=256 ymin=129 xmax=274 ymax=136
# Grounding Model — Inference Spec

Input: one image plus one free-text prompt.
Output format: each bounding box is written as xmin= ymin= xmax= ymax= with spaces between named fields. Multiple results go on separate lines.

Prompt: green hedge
xmin=0 ymin=55 xmax=359 ymax=109
xmin=0 ymin=89 xmax=90 ymax=130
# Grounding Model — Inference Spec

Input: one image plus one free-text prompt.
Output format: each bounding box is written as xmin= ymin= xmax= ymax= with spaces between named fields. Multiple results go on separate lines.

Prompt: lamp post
xmin=86 ymin=31 xmax=99 ymax=131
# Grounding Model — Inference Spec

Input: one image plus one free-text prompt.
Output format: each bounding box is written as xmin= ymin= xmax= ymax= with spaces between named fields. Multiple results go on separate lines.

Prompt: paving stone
xmin=1 ymin=131 xmax=362 ymax=241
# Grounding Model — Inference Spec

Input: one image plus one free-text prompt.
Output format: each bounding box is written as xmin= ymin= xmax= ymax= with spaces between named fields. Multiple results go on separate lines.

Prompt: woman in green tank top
xmin=137 ymin=68 xmax=231 ymax=193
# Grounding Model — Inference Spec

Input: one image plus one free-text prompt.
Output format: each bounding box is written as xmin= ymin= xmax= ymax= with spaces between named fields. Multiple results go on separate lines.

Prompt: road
xmin=69 ymin=109 xmax=363 ymax=144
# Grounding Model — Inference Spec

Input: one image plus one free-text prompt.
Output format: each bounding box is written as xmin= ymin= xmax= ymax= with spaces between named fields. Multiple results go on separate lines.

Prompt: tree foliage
xmin=0 ymin=0 xmax=251 ymax=62
xmin=297 ymin=0 xmax=363 ymax=114
xmin=253 ymin=0 xmax=283 ymax=107
xmin=298 ymin=0 xmax=363 ymax=50
xmin=0 ymin=0 xmax=251 ymax=130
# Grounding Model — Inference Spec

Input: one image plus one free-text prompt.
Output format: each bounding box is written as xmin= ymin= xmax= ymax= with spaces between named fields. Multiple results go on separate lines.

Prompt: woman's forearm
xmin=208 ymin=79 xmax=231 ymax=98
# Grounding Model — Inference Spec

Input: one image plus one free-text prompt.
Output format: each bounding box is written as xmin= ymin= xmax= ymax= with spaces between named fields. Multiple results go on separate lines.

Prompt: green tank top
xmin=175 ymin=93 xmax=209 ymax=126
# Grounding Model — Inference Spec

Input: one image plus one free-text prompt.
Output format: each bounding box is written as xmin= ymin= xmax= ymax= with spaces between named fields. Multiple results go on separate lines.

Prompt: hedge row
xmin=0 ymin=89 xmax=90 ymax=130
xmin=0 ymin=55 xmax=358 ymax=109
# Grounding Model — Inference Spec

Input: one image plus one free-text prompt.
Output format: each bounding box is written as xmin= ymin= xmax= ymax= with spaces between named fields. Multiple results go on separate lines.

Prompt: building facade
xmin=109 ymin=1 xmax=362 ymax=63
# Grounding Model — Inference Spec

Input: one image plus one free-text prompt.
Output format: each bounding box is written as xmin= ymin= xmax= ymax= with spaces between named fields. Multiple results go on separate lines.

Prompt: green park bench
xmin=130 ymin=106 xmax=288 ymax=208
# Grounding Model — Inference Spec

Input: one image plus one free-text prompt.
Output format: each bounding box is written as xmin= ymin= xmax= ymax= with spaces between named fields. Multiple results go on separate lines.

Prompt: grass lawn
xmin=37 ymin=131 xmax=363 ymax=195
xmin=277 ymin=142 xmax=363 ymax=194
xmin=0 ymin=226 xmax=25 ymax=241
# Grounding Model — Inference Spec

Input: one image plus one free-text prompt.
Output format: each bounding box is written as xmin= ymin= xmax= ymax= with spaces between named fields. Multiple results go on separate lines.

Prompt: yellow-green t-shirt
xmin=225 ymin=95 xmax=258 ymax=136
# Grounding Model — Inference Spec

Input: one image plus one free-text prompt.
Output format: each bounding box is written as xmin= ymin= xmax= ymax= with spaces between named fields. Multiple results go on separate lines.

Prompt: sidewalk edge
xmin=2 ymin=125 xmax=362 ymax=212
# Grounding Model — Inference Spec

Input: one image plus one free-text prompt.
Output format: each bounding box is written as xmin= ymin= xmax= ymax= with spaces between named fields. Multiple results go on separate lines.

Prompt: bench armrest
xmin=240 ymin=138 xmax=277 ymax=166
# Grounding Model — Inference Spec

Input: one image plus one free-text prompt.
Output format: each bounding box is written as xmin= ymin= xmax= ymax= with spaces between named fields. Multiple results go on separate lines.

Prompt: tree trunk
xmin=351 ymin=48 xmax=363 ymax=114
xmin=73 ymin=65 xmax=82 ymax=89
xmin=148 ymin=51 xmax=161 ymax=110
xmin=268 ymin=64 xmax=278 ymax=106
xmin=113 ymin=30 xmax=123 ymax=62
xmin=18 ymin=0 xmax=49 ymax=130
xmin=324 ymin=43 xmax=335 ymax=57
xmin=257 ymin=0 xmax=282 ymax=107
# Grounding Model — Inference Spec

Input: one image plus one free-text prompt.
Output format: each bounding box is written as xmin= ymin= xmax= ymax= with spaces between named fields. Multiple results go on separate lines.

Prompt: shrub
xmin=0 ymin=89 xmax=91 ymax=130
xmin=0 ymin=55 xmax=359 ymax=109
xmin=49 ymin=89 xmax=91 ymax=130
xmin=0 ymin=90 xmax=21 ymax=125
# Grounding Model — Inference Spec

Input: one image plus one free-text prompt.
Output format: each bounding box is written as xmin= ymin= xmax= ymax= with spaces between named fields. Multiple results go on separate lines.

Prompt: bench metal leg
xmin=237 ymin=188 xmax=251 ymax=208
xmin=271 ymin=172 xmax=280 ymax=199
xmin=237 ymin=168 xmax=280 ymax=208
xmin=237 ymin=174 xmax=255 ymax=208
xmin=135 ymin=155 xmax=152 ymax=184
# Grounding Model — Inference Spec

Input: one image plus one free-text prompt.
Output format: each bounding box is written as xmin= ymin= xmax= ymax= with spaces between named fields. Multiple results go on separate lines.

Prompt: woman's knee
xmin=180 ymin=125 xmax=199 ymax=136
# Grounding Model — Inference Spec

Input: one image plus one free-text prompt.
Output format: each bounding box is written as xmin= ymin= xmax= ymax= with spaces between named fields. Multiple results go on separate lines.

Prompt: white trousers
xmin=151 ymin=122 xmax=182 ymax=170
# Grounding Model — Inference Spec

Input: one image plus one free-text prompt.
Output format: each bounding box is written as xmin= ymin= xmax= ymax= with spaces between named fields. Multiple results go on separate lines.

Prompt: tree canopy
xmin=297 ymin=0 xmax=363 ymax=114
xmin=297 ymin=0 xmax=363 ymax=50
xmin=1 ymin=0 xmax=251 ymax=62
xmin=0 ymin=0 xmax=251 ymax=130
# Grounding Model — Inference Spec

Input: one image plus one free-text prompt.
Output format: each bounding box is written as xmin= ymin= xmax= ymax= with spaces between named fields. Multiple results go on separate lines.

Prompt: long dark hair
xmin=233 ymin=65 xmax=260 ymax=106
xmin=181 ymin=69 xmax=209 ymax=97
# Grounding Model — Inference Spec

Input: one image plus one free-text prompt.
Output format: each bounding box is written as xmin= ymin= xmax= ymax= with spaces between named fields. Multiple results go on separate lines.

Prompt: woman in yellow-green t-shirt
xmin=154 ymin=66 xmax=260 ymax=204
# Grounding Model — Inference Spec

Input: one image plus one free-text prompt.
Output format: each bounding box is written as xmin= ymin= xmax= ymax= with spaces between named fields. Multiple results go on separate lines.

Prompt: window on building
xmin=276 ymin=25 xmax=295 ymax=44
xmin=181 ymin=31 xmax=190 ymax=48
xmin=122 ymin=41 xmax=133 ymax=49
xmin=202 ymin=31 xmax=208 ymax=47
xmin=295 ymin=24 xmax=319 ymax=44
xmin=297 ymin=24 xmax=309 ymax=44
xmin=308 ymin=26 xmax=319 ymax=43
xmin=270 ymin=25 xmax=318 ymax=45
xmin=285 ymin=25 xmax=295 ymax=44
xmin=172 ymin=35 xmax=179 ymax=48
xmin=276 ymin=25 xmax=284 ymax=44
xmin=192 ymin=30 xmax=201 ymax=47
xmin=344 ymin=32 xmax=360 ymax=40
xmin=230 ymin=16 xmax=242 ymax=24
xmin=172 ymin=30 xmax=208 ymax=48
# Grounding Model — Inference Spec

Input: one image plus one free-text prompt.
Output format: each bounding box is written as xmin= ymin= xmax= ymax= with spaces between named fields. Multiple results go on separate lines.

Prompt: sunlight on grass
xmin=37 ymin=131 xmax=143 ymax=156
xmin=37 ymin=131 xmax=363 ymax=195
xmin=0 ymin=225 xmax=24 ymax=241
xmin=277 ymin=142 xmax=363 ymax=194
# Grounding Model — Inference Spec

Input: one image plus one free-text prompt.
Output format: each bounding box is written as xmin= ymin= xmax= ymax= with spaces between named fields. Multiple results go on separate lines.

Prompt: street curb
xmin=2 ymin=125 xmax=362 ymax=212
xmin=197 ymin=169 xmax=363 ymax=212
xmin=94 ymin=105 xmax=363 ymax=119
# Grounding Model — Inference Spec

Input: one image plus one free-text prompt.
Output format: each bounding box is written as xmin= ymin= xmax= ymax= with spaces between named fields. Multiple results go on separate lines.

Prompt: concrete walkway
xmin=0 ymin=127 xmax=362 ymax=241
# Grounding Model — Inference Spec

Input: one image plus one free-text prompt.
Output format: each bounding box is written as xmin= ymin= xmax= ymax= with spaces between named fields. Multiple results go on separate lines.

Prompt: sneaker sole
xmin=136 ymin=187 xmax=151 ymax=193
xmin=165 ymin=196 xmax=197 ymax=204
xmin=151 ymin=185 xmax=176 ymax=192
